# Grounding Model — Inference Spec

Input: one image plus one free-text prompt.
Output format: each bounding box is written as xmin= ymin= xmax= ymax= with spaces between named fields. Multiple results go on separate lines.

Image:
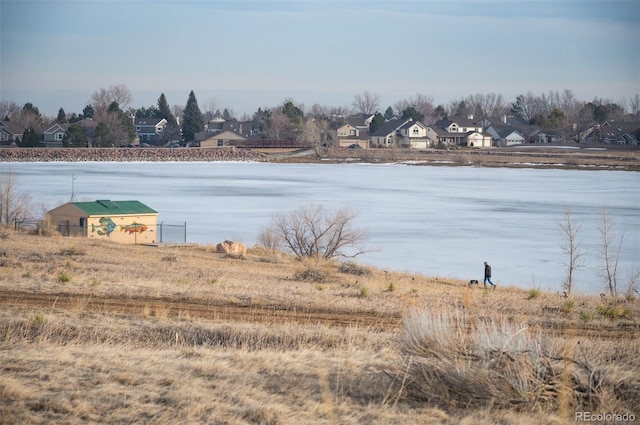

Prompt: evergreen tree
xmin=369 ymin=113 xmax=386 ymax=134
xmin=83 ymin=104 xmax=94 ymax=119
xmin=157 ymin=93 xmax=177 ymax=126
xmin=20 ymin=127 xmax=40 ymax=147
xmin=63 ymin=124 xmax=87 ymax=147
xmin=22 ymin=103 xmax=40 ymax=117
xmin=384 ymin=106 xmax=394 ymax=120
xmin=93 ymin=122 xmax=114 ymax=147
xmin=56 ymin=107 xmax=67 ymax=123
xmin=401 ymin=106 xmax=424 ymax=122
xmin=181 ymin=90 xmax=204 ymax=142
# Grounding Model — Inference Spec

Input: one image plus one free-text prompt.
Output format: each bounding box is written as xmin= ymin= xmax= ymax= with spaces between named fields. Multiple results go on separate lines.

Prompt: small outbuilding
xmin=46 ymin=200 xmax=158 ymax=244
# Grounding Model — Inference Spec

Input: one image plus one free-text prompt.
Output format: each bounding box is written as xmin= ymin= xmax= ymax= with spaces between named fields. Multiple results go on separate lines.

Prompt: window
xmin=412 ymin=128 xmax=420 ymax=135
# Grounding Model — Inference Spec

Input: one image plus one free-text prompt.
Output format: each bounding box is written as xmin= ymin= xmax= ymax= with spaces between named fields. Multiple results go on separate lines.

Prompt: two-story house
xmin=134 ymin=117 xmax=168 ymax=145
xmin=397 ymin=120 xmax=429 ymax=149
xmin=370 ymin=119 xmax=410 ymax=148
xmin=425 ymin=115 xmax=492 ymax=147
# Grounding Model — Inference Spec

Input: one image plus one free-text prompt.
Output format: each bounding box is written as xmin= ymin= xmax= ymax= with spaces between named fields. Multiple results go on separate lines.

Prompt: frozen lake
xmin=2 ymin=161 xmax=639 ymax=295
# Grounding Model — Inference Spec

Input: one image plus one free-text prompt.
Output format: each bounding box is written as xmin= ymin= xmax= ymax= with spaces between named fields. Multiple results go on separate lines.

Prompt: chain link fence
xmin=15 ymin=220 xmax=187 ymax=244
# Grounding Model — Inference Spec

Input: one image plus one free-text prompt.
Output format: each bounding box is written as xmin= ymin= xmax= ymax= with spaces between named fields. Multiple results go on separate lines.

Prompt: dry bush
xmin=338 ymin=261 xmax=372 ymax=276
xmin=397 ymin=307 xmax=640 ymax=414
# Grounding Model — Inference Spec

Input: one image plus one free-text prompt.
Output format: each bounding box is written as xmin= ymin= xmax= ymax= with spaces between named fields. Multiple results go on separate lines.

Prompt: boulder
xmin=215 ymin=240 xmax=247 ymax=258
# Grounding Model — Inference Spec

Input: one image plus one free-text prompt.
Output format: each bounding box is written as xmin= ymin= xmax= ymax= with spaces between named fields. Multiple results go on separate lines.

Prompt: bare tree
xmin=260 ymin=204 xmax=369 ymax=260
xmin=203 ymin=97 xmax=219 ymax=121
xmin=394 ymin=93 xmax=436 ymax=123
xmin=0 ymin=169 xmax=33 ymax=226
xmin=558 ymin=207 xmax=585 ymax=295
xmin=90 ymin=84 xmax=133 ymax=119
xmin=465 ymin=93 xmax=507 ymax=120
xmin=352 ymin=91 xmax=380 ymax=115
xmin=0 ymin=100 xmax=21 ymax=120
xmin=629 ymin=93 xmax=640 ymax=119
xmin=597 ymin=207 xmax=625 ymax=298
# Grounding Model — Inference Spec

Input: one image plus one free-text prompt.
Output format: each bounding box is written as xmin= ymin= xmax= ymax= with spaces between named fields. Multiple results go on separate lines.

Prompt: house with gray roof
xmin=370 ymin=119 xmax=411 ymax=148
xmin=485 ymin=124 xmax=525 ymax=147
xmin=134 ymin=117 xmax=168 ymax=145
xmin=586 ymin=121 xmax=640 ymax=145
xmin=425 ymin=115 xmax=492 ymax=147
xmin=0 ymin=121 xmax=25 ymax=147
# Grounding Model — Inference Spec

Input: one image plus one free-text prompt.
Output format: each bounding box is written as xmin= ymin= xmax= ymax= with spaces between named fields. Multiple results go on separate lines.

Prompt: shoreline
xmin=0 ymin=146 xmax=638 ymax=171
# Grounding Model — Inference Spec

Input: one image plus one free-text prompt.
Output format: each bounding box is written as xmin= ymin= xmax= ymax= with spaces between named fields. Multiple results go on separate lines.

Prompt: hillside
xmin=1 ymin=231 xmax=638 ymax=424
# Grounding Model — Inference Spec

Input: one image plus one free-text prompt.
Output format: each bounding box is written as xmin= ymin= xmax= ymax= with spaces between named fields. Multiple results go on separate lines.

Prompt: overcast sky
xmin=1 ymin=0 xmax=639 ymax=117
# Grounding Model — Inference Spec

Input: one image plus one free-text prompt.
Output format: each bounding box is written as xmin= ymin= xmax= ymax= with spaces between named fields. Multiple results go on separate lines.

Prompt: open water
xmin=3 ymin=161 xmax=639 ymax=294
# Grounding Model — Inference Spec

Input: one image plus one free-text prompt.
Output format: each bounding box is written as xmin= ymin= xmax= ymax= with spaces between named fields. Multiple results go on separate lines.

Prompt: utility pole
xmin=70 ymin=174 xmax=77 ymax=202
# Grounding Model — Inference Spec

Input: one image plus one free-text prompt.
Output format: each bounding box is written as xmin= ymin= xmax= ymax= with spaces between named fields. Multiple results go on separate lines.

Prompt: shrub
xmin=527 ymin=288 xmax=541 ymax=299
xmin=358 ymin=286 xmax=369 ymax=298
xmin=597 ymin=304 xmax=631 ymax=319
xmin=398 ymin=307 xmax=640 ymax=412
xmin=337 ymin=261 xmax=372 ymax=276
xmin=560 ymin=299 xmax=575 ymax=314
xmin=293 ymin=265 xmax=332 ymax=283
xmin=57 ymin=270 xmax=71 ymax=283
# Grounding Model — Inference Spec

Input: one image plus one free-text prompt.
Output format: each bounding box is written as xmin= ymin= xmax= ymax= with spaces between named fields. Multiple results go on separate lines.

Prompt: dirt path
xmin=2 ymin=290 xmax=637 ymax=340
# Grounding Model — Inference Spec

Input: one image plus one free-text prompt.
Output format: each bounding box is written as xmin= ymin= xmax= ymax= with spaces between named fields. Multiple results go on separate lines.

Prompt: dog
xmin=468 ymin=279 xmax=479 ymax=286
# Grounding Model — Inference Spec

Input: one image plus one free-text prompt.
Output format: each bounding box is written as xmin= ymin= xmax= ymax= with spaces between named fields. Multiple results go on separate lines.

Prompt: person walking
xmin=484 ymin=261 xmax=496 ymax=289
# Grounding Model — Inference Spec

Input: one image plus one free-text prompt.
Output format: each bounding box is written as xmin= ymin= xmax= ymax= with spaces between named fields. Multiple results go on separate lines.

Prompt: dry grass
xmin=1 ymin=230 xmax=639 ymax=424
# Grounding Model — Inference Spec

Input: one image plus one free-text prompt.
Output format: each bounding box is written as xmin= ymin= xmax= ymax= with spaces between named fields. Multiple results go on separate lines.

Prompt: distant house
xmin=397 ymin=120 xmax=430 ymax=149
xmin=197 ymin=130 xmax=247 ymax=147
xmin=46 ymin=200 xmax=158 ymax=244
xmin=0 ymin=121 xmax=25 ymax=147
xmin=204 ymin=117 xmax=262 ymax=139
xmin=336 ymin=123 xmax=370 ymax=148
xmin=586 ymin=121 xmax=640 ymax=145
xmin=43 ymin=123 xmax=68 ymax=147
xmin=485 ymin=124 xmax=525 ymax=147
xmin=134 ymin=117 xmax=168 ymax=145
xmin=370 ymin=119 xmax=411 ymax=148
xmin=426 ymin=115 xmax=492 ymax=147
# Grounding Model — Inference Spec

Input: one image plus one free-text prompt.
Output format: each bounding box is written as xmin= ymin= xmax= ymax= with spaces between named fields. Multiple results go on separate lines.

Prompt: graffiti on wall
xmin=91 ymin=218 xmax=149 ymax=236
xmin=120 ymin=222 xmax=148 ymax=234
xmin=91 ymin=217 xmax=117 ymax=236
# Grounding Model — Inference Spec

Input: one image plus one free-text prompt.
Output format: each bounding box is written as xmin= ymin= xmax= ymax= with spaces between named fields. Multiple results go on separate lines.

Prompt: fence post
xmin=184 ymin=221 xmax=187 ymax=243
xmin=159 ymin=222 xmax=163 ymax=243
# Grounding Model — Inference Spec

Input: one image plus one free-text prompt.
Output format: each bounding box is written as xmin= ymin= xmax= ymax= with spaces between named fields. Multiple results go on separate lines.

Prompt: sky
xmin=1 ymin=0 xmax=639 ymax=117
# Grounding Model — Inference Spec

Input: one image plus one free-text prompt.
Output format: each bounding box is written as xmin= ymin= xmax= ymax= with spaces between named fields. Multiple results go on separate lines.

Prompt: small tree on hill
xmin=259 ymin=204 xmax=369 ymax=260
xmin=558 ymin=207 xmax=584 ymax=295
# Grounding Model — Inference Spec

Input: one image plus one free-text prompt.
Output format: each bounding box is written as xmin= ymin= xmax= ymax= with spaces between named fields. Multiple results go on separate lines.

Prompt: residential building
xmin=0 ymin=121 xmax=25 ymax=147
xmin=485 ymin=124 xmax=525 ymax=147
xmin=134 ymin=117 xmax=168 ymax=144
xmin=586 ymin=121 xmax=640 ymax=145
xmin=425 ymin=115 xmax=492 ymax=147
xmin=43 ymin=123 xmax=68 ymax=147
xmin=370 ymin=119 xmax=411 ymax=148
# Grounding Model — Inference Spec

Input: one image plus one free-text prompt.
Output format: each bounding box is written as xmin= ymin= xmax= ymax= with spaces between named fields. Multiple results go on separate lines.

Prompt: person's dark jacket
xmin=484 ymin=264 xmax=492 ymax=278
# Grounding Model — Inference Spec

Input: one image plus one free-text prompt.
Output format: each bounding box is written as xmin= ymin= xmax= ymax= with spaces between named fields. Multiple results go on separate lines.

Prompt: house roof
xmin=44 ymin=123 xmax=69 ymax=134
xmin=0 ymin=121 xmax=26 ymax=135
xmin=434 ymin=116 xmax=482 ymax=129
xmin=135 ymin=118 xmax=166 ymax=126
xmin=399 ymin=120 xmax=427 ymax=130
xmin=70 ymin=200 xmax=157 ymax=216
xmin=488 ymin=124 xmax=523 ymax=139
xmin=371 ymin=119 xmax=410 ymax=137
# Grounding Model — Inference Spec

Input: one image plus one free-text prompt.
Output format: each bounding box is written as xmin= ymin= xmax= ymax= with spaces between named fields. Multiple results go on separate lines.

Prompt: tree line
xmin=2 ymin=85 xmax=639 ymax=148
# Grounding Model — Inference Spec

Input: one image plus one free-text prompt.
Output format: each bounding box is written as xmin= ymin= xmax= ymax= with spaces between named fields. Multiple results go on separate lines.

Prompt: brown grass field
xmin=1 ymin=231 xmax=638 ymax=424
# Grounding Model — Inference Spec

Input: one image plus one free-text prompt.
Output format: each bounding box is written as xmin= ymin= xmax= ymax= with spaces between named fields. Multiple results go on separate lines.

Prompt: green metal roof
xmin=71 ymin=200 xmax=157 ymax=216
